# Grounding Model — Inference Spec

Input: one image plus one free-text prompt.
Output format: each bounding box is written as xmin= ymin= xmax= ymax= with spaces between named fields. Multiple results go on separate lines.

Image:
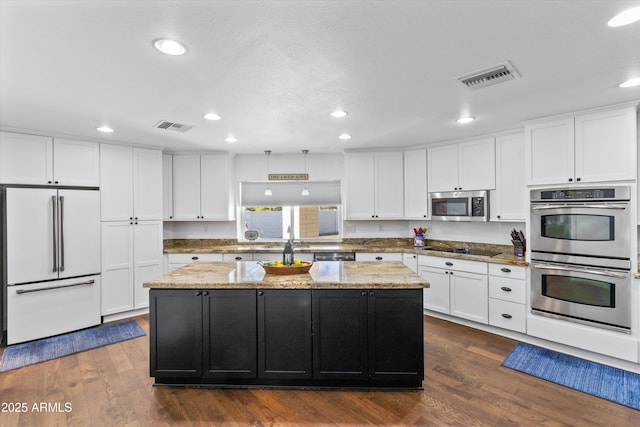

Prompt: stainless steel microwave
xmin=429 ymin=190 xmax=489 ymax=221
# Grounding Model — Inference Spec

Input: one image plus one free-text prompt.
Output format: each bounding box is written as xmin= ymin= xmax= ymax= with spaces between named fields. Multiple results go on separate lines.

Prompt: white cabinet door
xmin=133 ymin=220 xmax=162 ymax=310
xmin=100 ymin=144 xmax=134 ymax=221
xmin=492 ymin=133 xmax=526 ymax=221
xmin=0 ymin=131 xmax=53 ymax=185
xmin=403 ymin=253 xmax=418 ymax=273
xmin=450 ymin=270 xmax=488 ymax=323
xmin=575 ymin=107 xmax=636 ymax=183
xmin=101 ymin=221 xmax=134 ymax=315
xmin=345 ymin=152 xmax=375 ymax=219
xmin=458 ymin=138 xmax=495 ymax=191
xmin=162 ymin=154 xmax=173 ymax=220
xmin=428 ymin=144 xmax=459 ymax=192
xmin=53 ymin=138 xmax=100 ymax=187
xmin=172 ymin=154 xmax=202 ymax=220
xmin=404 ymin=149 xmax=428 ymax=219
xmin=356 ymin=252 xmax=403 ymax=262
xmin=133 ymin=148 xmax=162 ymax=220
xmin=419 ymin=266 xmax=450 ymax=314
xmin=374 ymin=151 xmax=404 ymax=218
xmin=525 ymin=118 xmax=575 ymax=185
xmin=101 ymin=220 xmax=161 ymax=315
xmin=200 ymin=154 xmax=233 ymax=220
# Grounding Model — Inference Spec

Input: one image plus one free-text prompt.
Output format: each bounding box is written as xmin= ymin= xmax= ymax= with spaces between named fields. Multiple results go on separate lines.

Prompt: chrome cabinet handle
xmin=16 ymin=279 xmax=95 ymax=295
xmin=51 ymin=195 xmax=58 ymax=273
xmin=59 ymin=195 xmax=65 ymax=272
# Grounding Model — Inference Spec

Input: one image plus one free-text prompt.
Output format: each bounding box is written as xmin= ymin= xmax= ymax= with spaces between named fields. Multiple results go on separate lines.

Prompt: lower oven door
xmin=7 ymin=275 xmax=101 ymax=344
xmin=530 ymin=261 xmax=631 ymax=331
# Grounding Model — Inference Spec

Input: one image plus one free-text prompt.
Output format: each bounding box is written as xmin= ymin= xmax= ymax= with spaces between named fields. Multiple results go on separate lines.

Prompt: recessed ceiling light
xmin=203 ymin=113 xmax=221 ymax=121
xmin=97 ymin=126 xmax=114 ymax=133
xmin=225 ymin=136 xmax=237 ymax=143
xmin=153 ymin=38 xmax=187 ymax=56
xmin=607 ymin=7 xmax=640 ymax=27
xmin=338 ymin=133 xmax=352 ymax=140
xmin=330 ymin=110 xmax=348 ymax=118
xmin=456 ymin=116 xmax=475 ymax=124
xmin=619 ymin=77 xmax=640 ymax=88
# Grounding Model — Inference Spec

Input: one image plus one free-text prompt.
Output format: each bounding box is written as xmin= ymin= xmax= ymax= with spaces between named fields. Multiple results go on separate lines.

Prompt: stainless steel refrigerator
xmin=1 ymin=186 xmax=101 ymax=344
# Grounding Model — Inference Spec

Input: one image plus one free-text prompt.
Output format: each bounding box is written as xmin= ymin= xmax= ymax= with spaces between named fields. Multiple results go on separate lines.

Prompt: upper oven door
xmin=530 ymin=202 xmax=630 ymax=259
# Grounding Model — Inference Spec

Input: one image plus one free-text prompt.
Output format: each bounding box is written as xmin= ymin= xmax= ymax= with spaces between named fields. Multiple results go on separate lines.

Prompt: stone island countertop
xmin=144 ymin=261 xmax=430 ymax=290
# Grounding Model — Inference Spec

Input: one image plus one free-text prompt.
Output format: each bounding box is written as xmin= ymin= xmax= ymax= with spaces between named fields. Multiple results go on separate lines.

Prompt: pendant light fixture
xmin=264 ymin=150 xmax=272 ymax=196
xmin=301 ymin=149 xmax=310 ymax=196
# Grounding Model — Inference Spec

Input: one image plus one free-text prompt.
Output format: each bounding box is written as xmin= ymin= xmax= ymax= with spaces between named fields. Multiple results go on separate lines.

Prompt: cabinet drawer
xmin=489 ymin=263 xmax=526 ymax=279
xmin=222 ymin=253 xmax=253 ymax=262
xmin=418 ymin=255 xmax=487 ymax=274
xmin=488 ymin=276 xmax=526 ymax=304
xmin=167 ymin=253 xmax=223 ymax=263
xmin=356 ymin=252 xmax=402 ymax=262
xmin=489 ymin=299 xmax=526 ymax=333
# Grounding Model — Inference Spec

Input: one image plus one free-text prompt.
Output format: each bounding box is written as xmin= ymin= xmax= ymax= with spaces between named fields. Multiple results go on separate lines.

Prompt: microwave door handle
xmin=532 ymin=263 xmax=628 ymax=279
xmin=532 ymin=204 xmax=627 ymax=210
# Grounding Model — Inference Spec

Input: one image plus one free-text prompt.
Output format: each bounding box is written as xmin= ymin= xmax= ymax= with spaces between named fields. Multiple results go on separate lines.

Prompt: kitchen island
xmin=144 ymin=261 xmax=429 ymax=389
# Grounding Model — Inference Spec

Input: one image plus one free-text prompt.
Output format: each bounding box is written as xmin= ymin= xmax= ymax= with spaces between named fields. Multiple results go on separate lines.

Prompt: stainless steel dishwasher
xmin=313 ymin=252 xmax=356 ymax=262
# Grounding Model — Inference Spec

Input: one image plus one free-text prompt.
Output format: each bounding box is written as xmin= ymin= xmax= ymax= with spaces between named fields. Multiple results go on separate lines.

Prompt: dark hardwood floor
xmin=1 ymin=315 xmax=638 ymax=426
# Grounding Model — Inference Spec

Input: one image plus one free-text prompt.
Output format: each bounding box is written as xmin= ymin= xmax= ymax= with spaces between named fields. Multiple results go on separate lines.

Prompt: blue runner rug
xmin=0 ymin=320 xmax=145 ymax=372
xmin=502 ymin=342 xmax=640 ymax=410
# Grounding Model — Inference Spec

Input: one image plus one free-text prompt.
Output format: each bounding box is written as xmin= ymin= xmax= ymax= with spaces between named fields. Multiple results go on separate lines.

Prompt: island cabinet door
xmin=312 ymin=290 xmax=369 ymax=380
xmin=367 ymin=289 xmax=424 ymax=384
xmin=150 ymin=289 xmax=203 ymax=378
xmin=257 ymin=289 xmax=312 ymax=380
xmin=203 ymin=289 xmax=257 ymax=379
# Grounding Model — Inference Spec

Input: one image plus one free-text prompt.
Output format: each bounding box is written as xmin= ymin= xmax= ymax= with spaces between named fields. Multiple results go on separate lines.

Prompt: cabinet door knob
xmin=500 ymin=267 xmax=511 ymax=273
xmin=568 ymin=178 xmax=573 ymax=182
xmin=445 ymin=261 xmax=453 ymax=266
xmin=258 ymin=291 xmax=264 ymax=296
xmin=500 ymin=286 xmax=512 ymax=292
xmin=576 ymin=177 xmax=581 ymax=182
xmin=48 ymin=181 xmax=52 ymax=184
xmin=361 ymin=291 xmax=367 ymax=296
xmin=196 ymin=291 xmax=202 ymax=296
xmin=501 ymin=313 xmax=513 ymax=319
xmin=203 ymin=291 xmax=209 ymax=296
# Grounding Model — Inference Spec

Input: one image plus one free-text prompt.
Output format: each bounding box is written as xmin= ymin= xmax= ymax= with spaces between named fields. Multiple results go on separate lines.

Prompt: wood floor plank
xmin=1 ymin=315 xmax=639 ymax=426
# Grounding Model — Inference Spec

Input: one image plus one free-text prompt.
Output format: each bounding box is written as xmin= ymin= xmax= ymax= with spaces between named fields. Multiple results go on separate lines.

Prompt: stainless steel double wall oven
xmin=530 ymin=186 xmax=632 ymax=332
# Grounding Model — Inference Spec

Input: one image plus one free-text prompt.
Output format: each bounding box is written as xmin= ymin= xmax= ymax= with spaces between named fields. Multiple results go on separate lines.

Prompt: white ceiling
xmin=1 ymin=0 xmax=639 ymax=154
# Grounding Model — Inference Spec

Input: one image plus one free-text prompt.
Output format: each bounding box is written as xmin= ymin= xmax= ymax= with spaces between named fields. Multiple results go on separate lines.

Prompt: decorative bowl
xmin=259 ymin=261 xmax=313 ymax=275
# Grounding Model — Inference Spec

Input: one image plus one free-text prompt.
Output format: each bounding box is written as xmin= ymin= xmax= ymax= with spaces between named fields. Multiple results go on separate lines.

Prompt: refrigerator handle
xmin=51 ymin=195 xmax=58 ymax=273
xmin=59 ymin=195 xmax=65 ymax=272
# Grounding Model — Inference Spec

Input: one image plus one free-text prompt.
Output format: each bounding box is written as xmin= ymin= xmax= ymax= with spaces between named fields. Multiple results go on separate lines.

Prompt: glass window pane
xmin=542 ymin=275 xmax=614 ymax=308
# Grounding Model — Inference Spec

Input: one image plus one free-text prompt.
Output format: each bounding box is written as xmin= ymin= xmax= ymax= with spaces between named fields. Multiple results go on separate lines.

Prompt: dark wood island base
xmin=145 ymin=261 xmax=428 ymax=389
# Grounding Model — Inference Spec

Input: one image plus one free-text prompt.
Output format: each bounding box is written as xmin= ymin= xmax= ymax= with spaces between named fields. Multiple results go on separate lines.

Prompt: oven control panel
xmin=531 ymin=185 xmax=630 ymax=202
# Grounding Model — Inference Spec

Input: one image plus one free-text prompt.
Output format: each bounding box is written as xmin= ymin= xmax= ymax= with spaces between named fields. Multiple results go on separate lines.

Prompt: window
xmin=242 ymin=205 xmax=340 ymax=241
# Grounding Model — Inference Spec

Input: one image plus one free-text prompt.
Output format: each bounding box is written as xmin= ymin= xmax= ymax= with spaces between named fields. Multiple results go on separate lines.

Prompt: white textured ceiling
xmin=1 ymin=0 xmax=639 ymax=154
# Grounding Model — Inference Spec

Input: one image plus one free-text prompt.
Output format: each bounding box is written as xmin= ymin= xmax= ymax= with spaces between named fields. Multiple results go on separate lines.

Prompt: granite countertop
xmin=144 ymin=261 xmax=430 ymax=290
xmin=163 ymin=238 xmax=529 ymax=267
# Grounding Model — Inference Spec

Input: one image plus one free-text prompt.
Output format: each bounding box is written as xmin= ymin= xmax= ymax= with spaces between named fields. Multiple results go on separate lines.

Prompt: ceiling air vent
xmin=154 ymin=120 xmax=193 ymax=133
xmin=457 ymin=61 xmax=520 ymax=90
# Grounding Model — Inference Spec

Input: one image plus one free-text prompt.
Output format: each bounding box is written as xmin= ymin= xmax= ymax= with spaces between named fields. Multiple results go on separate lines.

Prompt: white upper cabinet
xmin=428 ymin=138 xmax=495 ymax=192
xmin=491 ymin=132 xmax=526 ymax=221
xmin=172 ymin=153 xmax=235 ymax=221
xmin=404 ymin=148 xmax=428 ymax=219
xmin=100 ymin=144 xmax=162 ymax=221
xmin=0 ymin=131 xmax=99 ymax=186
xmin=525 ymin=105 xmax=636 ymax=185
xmin=162 ymin=154 xmax=173 ymax=220
xmin=345 ymin=151 xmax=404 ymax=219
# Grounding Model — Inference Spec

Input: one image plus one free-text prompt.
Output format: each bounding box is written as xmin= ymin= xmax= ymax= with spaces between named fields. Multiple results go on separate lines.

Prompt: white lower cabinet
xmin=356 ymin=252 xmax=402 ymax=262
xmin=167 ymin=253 xmax=223 ymax=271
xmin=488 ymin=264 xmax=527 ymax=333
xmin=223 ymin=253 xmax=253 ymax=262
xmin=101 ymin=220 xmax=162 ymax=315
xmin=402 ymin=253 xmax=418 ymax=273
xmin=418 ymin=255 xmax=489 ymax=323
